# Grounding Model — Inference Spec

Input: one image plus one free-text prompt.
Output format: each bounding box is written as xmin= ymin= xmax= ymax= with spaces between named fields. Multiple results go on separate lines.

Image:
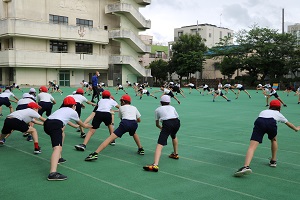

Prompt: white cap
xmin=29 ymin=88 xmax=36 ymax=93
xmin=22 ymin=93 xmax=34 ymax=99
xmin=160 ymin=95 xmax=171 ymax=103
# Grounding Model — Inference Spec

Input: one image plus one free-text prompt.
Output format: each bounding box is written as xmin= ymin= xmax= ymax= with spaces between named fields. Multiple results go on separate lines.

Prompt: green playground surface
xmin=1 ymin=87 xmax=300 ymax=200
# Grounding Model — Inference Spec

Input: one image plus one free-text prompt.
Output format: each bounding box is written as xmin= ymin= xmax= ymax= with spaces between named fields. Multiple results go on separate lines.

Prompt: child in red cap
xmin=74 ymin=90 xmax=120 ymax=151
xmin=44 ymin=96 xmax=92 ymax=181
xmin=234 ymin=99 xmax=300 ymax=177
xmin=84 ymin=94 xmax=144 ymax=161
xmin=37 ymin=86 xmax=56 ymax=117
xmin=0 ymin=102 xmax=46 ymax=154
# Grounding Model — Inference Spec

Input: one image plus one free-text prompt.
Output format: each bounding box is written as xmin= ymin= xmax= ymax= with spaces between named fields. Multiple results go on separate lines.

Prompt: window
xmin=50 ymin=40 xmax=68 ymax=53
xmin=228 ymin=32 xmax=232 ymax=37
xmin=0 ymin=68 xmax=2 ymax=81
xmin=209 ymin=33 xmax=212 ymax=38
xmin=76 ymin=42 xmax=93 ymax=54
xmin=104 ymin=25 xmax=108 ymax=30
xmin=49 ymin=14 xmax=68 ymax=24
xmin=149 ymin=53 xmax=156 ymax=58
xmin=178 ymin=31 xmax=183 ymax=37
xmin=76 ymin=18 xmax=93 ymax=28
xmin=156 ymin=51 xmax=162 ymax=58
xmin=220 ymin=31 xmax=223 ymax=38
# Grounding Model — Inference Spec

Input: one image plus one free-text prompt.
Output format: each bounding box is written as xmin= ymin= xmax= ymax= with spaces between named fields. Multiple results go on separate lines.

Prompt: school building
xmin=0 ymin=0 xmax=151 ymax=87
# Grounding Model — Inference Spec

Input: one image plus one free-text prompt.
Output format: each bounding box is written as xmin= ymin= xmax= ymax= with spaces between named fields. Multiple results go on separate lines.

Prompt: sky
xmin=140 ymin=0 xmax=299 ymax=45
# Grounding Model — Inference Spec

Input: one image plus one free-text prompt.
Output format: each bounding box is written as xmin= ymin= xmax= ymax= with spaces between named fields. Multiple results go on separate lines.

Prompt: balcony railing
xmin=109 ymin=55 xmax=151 ymax=77
xmin=0 ymin=49 xmax=109 ymax=69
xmin=105 ymin=3 xmax=151 ymax=30
xmin=109 ymin=29 xmax=150 ymax=53
xmin=134 ymin=0 xmax=151 ymax=5
xmin=0 ymin=18 xmax=109 ymax=44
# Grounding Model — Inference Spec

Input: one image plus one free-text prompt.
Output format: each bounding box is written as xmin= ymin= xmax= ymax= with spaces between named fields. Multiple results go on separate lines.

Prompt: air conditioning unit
xmin=3 ymin=0 xmax=12 ymax=2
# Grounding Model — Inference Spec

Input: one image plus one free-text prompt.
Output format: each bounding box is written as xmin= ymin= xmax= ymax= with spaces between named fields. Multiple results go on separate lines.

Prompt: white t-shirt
xmin=48 ymin=107 xmax=80 ymax=125
xmin=72 ymin=94 xmax=88 ymax=104
xmin=96 ymin=99 xmax=118 ymax=112
xmin=118 ymin=105 xmax=141 ymax=120
xmin=8 ymin=108 xmax=41 ymax=123
xmin=37 ymin=92 xmax=55 ymax=103
xmin=224 ymin=84 xmax=231 ymax=88
xmin=155 ymin=105 xmax=179 ymax=121
xmin=258 ymin=110 xmax=288 ymax=123
xmin=235 ymin=84 xmax=243 ymax=88
xmin=163 ymin=88 xmax=171 ymax=94
xmin=203 ymin=84 xmax=209 ymax=89
xmin=188 ymin=83 xmax=194 ymax=87
xmin=17 ymin=98 xmax=34 ymax=105
xmin=0 ymin=90 xmax=15 ymax=98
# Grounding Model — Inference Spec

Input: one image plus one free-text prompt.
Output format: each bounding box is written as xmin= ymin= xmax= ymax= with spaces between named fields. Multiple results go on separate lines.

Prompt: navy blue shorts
xmin=16 ymin=104 xmax=28 ymax=111
xmin=203 ymin=88 xmax=210 ymax=92
xmin=38 ymin=101 xmax=53 ymax=117
xmin=44 ymin=119 xmax=64 ymax=147
xmin=167 ymin=91 xmax=174 ymax=97
xmin=0 ymin=97 xmax=11 ymax=107
xmin=158 ymin=118 xmax=180 ymax=146
xmin=270 ymin=93 xmax=279 ymax=98
xmin=250 ymin=117 xmax=277 ymax=143
xmin=114 ymin=119 xmax=138 ymax=138
xmin=1 ymin=118 xmax=29 ymax=135
xmin=92 ymin=111 xmax=112 ymax=129
xmin=238 ymin=87 xmax=245 ymax=91
xmin=75 ymin=102 xmax=82 ymax=117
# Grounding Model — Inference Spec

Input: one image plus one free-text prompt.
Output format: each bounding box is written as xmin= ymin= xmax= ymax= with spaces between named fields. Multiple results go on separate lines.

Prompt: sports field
xmin=1 ymin=86 xmax=300 ymax=200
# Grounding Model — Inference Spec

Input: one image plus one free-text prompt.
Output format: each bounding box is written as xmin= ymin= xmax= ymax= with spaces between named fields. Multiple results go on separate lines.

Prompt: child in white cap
xmin=143 ymin=95 xmax=180 ymax=172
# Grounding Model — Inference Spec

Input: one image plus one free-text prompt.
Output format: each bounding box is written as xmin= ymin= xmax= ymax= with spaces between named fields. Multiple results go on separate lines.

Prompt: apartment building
xmin=0 ymin=0 xmax=151 ymax=87
xmin=288 ymin=23 xmax=300 ymax=45
xmin=174 ymin=23 xmax=234 ymax=48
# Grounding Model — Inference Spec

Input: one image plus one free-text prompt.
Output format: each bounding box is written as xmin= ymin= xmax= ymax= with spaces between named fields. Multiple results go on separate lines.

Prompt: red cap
xmin=63 ymin=96 xmax=76 ymax=106
xmin=102 ymin=90 xmax=111 ymax=98
xmin=270 ymin=100 xmax=281 ymax=107
xmin=120 ymin=94 xmax=131 ymax=102
xmin=39 ymin=86 xmax=48 ymax=92
xmin=27 ymin=102 xmax=41 ymax=109
xmin=76 ymin=88 xmax=84 ymax=94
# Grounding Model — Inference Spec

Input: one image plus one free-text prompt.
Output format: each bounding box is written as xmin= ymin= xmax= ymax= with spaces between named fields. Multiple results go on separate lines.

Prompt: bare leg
xmin=271 ymin=137 xmax=278 ymax=161
xmin=153 ymin=144 xmax=163 ymax=165
xmin=244 ymin=140 xmax=259 ymax=167
xmin=95 ymin=133 xmax=118 ymax=153
xmin=132 ymin=133 xmax=142 ymax=149
xmin=172 ymin=137 xmax=178 ymax=154
xmin=83 ymin=128 xmax=96 ymax=145
xmin=50 ymin=145 xmax=62 ymax=173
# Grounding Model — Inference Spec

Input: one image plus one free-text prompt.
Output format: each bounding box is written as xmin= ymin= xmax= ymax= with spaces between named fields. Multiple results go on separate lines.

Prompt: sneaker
xmin=0 ymin=113 xmax=3 ymax=117
xmin=27 ymin=135 xmax=33 ymax=142
xmin=169 ymin=153 xmax=179 ymax=159
xmin=80 ymin=132 xmax=86 ymax=138
xmin=0 ymin=138 xmax=6 ymax=145
xmin=143 ymin=164 xmax=159 ymax=172
xmin=227 ymin=99 xmax=231 ymax=102
xmin=58 ymin=158 xmax=66 ymax=164
xmin=75 ymin=144 xmax=86 ymax=151
xmin=283 ymin=104 xmax=287 ymax=107
xmin=269 ymin=159 xmax=277 ymax=167
xmin=266 ymin=104 xmax=269 ymax=107
xmin=34 ymin=146 xmax=41 ymax=154
xmin=110 ymin=140 xmax=116 ymax=146
xmin=234 ymin=166 xmax=252 ymax=177
xmin=249 ymin=95 xmax=251 ymax=99
xmin=47 ymin=172 xmax=67 ymax=181
xmin=154 ymin=97 xmax=157 ymax=99
xmin=76 ymin=129 xmax=81 ymax=132
xmin=137 ymin=148 xmax=145 ymax=155
xmin=212 ymin=99 xmax=215 ymax=102
xmin=85 ymin=152 xmax=98 ymax=161
xmin=23 ymin=132 xmax=29 ymax=137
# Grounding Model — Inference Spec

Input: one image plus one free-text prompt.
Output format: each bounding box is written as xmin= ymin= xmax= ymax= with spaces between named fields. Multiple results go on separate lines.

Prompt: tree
xmin=148 ymin=59 xmax=169 ymax=85
xmin=169 ymin=34 xmax=207 ymax=82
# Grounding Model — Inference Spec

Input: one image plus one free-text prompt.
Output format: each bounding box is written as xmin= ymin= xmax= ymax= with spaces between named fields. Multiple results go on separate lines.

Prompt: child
xmin=115 ymin=83 xmax=127 ymax=94
xmin=265 ymin=86 xmax=287 ymax=107
xmin=0 ymin=86 xmax=19 ymax=116
xmin=0 ymin=102 xmax=46 ymax=154
xmin=212 ymin=88 xmax=231 ymax=102
xmin=84 ymin=94 xmax=144 ymax=161
xmin=143 ymin=95 xmax=180 ymax=172
xmin=184 ymin=83 xmax=201 ymax=94
xmin=71 ymin=88 xmax=96 ymax=138
xmin=160 ymin=86 xmax=180 ymax=104
xmin=74 ymin=90 xmax=120 ymax=151
xmin=138 ymin=88 xmax=157 ymax=100
xmin=44 ymin=96 xmax=92 ymax=181
xmin=234 ymin=84 xmax=251 ymax=99
xmin=37 ymin=86 xmax=56 ymax=117
xmin=234 ymin=100 xmax=300 ymax=177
